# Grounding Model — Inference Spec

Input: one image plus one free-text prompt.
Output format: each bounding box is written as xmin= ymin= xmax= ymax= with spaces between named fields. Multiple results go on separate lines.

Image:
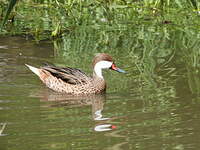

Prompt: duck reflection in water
xmin=32 ymin=89 xmax=116 ymax=132
xmin=39 ymin=89 xmax=106 ymax=110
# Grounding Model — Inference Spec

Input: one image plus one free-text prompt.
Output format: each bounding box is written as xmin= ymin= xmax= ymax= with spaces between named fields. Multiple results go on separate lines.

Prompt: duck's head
xmin=92 ymin=53 xmax=125 ymax=78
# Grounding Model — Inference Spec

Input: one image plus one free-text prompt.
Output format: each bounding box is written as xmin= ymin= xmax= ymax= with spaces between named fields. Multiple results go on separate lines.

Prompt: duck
xmin=25 ymin=53 xmax=125 ymax=95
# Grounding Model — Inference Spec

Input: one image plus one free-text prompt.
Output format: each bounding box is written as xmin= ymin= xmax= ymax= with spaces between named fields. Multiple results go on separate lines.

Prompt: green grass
xmin=0 ymin=0 xmax=199 ymax=39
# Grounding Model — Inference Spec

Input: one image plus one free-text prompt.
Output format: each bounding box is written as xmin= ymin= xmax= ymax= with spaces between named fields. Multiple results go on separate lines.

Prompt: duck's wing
xmin=42 ymin=65 xmax=91 ymax=85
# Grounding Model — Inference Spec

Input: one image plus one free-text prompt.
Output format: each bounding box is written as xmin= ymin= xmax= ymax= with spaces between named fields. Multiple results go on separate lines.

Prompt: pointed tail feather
xmin=25 ymin=64 xmax=40 ymax=76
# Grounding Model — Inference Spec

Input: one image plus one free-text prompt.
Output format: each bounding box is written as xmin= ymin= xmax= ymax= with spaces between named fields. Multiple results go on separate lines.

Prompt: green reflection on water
xmin=52 ymin=25 xmax=199 ymax=98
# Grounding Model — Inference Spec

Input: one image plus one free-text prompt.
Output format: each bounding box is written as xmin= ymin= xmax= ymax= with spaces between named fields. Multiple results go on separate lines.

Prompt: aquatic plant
xmin=0 ymin=0 xmax=199 ymax=38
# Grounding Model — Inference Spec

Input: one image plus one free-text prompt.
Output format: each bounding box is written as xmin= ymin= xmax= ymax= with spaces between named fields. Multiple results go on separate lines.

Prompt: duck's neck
xmin=93 ymin=67 xmax=103 ymax=79
xmin=93 ymin=61 xmax=112 ymax=79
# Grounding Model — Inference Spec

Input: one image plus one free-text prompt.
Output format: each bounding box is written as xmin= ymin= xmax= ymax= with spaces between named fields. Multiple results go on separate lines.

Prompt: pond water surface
xmin=0 ymin=35 xmax=200 ymax=150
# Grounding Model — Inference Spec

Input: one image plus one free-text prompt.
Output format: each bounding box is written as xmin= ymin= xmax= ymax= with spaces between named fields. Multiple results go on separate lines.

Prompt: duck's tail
xmin=25 ymin=64 xmax=40 ymax=77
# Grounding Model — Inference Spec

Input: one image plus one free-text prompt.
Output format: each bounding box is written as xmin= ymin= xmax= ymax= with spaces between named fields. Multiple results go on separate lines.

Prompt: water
xmin=0 ymin=35 xmax=200 ymax=150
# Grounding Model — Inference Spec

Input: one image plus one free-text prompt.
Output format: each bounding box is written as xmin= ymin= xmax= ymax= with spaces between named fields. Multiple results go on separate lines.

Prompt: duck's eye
xmin=110 ymin=63 xmax=117 ymax=70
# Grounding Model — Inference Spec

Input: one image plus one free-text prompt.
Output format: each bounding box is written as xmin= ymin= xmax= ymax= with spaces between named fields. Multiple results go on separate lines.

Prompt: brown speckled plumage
xmin=26 ymin=53 xmax=124 ymax=95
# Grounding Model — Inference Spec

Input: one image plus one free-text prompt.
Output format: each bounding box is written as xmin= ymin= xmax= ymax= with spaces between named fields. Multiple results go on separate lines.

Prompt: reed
xmin=0 ymin=123 xmax=6 ymax=135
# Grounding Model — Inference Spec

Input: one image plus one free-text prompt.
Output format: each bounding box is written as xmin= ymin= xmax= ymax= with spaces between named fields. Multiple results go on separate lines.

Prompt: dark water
xmin=0 ymin=36 xmax=200 ymax=150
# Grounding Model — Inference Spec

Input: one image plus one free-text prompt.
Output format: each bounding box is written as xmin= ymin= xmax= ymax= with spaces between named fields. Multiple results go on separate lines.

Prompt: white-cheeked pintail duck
xmin=25 ymin=53 xmax=125 ymax=95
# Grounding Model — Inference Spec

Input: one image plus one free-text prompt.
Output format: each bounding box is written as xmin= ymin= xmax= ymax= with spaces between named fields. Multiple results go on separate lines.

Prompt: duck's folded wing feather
xmin=42 ymin=66 xmax=91 ymax=85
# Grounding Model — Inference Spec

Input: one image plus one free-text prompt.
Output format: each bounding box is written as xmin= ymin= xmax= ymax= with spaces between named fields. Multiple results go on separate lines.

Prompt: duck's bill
xmin=115 ymin=68 xmax=126 ymax=73
xmin=111 ymin=64 xmax=126 ymax=73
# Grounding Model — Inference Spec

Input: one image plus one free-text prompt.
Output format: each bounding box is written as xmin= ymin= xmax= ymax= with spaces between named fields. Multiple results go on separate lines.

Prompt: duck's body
xmin=26 ymin=53 xmax=125 ymax=95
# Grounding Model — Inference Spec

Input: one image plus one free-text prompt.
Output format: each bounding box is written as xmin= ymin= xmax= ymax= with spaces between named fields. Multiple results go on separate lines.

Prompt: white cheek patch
xmin=94 ymin=61 xmax=113 ymax=78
